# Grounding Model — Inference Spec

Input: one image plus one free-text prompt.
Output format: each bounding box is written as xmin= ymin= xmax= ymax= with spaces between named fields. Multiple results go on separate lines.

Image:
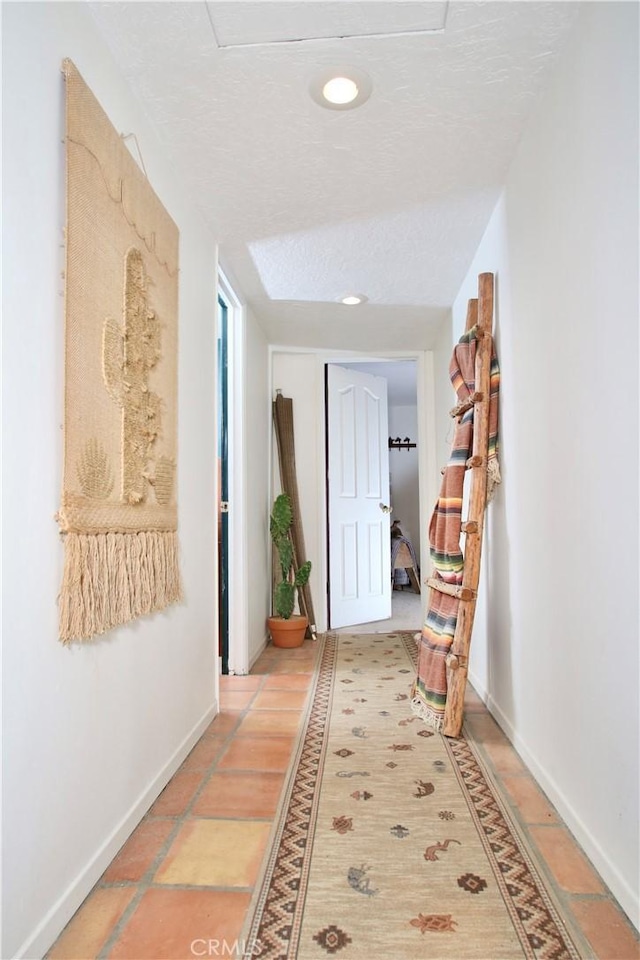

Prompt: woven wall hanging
xmin=57 ymin=60 xmax=181 ymax=643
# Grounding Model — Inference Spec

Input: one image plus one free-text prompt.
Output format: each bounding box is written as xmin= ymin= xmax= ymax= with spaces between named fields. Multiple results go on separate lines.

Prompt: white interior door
xmin=327 ymin=364 xmax=391 ymax=628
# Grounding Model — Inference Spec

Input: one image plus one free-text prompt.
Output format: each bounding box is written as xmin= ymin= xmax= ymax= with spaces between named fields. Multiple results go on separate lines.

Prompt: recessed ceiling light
xmin=310 ymin=67 xmax=372 ymax=111
xmin=322 ymin=76 xmax=359 ymax=105
xmin=341 ymin=294 xmax=368 ymax=305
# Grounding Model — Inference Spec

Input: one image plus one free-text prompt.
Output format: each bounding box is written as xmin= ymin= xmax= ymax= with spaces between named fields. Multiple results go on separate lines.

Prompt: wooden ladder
xmin=431 ymin=272 xmax=495 ymax=738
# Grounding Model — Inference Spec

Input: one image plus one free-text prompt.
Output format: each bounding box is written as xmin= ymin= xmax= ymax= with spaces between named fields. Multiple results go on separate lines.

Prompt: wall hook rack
xmin=388 ymin=436 xmax=416 ymax=451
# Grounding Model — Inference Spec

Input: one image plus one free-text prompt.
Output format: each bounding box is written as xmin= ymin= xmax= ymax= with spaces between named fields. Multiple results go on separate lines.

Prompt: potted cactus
xmin=268 ymin=493 xmax=312 ymax=648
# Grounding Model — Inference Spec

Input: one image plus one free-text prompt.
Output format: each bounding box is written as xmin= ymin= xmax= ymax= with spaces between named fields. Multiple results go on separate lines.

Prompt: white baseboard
xmin=16 ymin=702 xmax=218 ymax=960
xmin=467 ymin=667 xmax=488 ymax=704
xmin=249 ymin=633 xmax=269 ymax=671
xmin=467 ymin=670 xmax=638 ymax=930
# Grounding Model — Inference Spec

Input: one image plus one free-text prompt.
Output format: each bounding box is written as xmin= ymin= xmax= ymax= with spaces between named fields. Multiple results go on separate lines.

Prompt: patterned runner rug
xmin=244 ymin=633 xmax=581 ymax=959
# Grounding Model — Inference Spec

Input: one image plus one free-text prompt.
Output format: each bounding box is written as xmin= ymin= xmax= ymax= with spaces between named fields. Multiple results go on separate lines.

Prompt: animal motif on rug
xmin=423 ymin=838 xmax=461 ymax=861
xmin=414 ymin=779 xmax=435 ymax=797
xmin=347 ymin=864 xmax=378 ymax=896
xmin=410 ymin=914 xmax=458 ymax=934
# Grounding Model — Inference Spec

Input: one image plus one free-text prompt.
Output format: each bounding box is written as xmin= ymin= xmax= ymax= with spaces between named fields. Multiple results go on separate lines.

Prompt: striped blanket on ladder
xmin=412 ymin=327 xmax=500 ymax=730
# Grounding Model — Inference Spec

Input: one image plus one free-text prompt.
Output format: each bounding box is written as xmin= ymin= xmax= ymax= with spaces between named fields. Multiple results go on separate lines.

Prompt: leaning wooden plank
xmin=465 ymin=298 xmax=478 ymax=332
xmin=273 ymin=392 xmax=317 ymax=639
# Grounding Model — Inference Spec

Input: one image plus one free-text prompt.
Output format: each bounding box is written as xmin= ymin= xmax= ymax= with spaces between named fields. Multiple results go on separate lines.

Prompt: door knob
xmin=379 ymin=503 xmax=391 ymax=513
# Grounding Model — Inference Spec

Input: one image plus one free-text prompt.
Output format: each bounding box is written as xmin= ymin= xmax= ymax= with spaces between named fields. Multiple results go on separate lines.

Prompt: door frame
xmin=308 ymin=348 xmax=439 ymax=630
xmin=322 ymin=352 xmax=437 ymax=630
xmin=217 ymin=265 xmax=249 ymax=674
xmin=269 ymin=347 xmax=438 ymax=634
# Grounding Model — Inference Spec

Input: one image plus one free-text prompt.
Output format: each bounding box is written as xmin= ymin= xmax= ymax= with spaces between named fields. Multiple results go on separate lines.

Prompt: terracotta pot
xmin=267 ymin=614 xmax=308 ymax=648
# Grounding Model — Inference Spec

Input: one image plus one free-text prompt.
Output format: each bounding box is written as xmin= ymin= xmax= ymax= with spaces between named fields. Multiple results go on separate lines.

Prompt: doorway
xmin=216 ymin=269 xmax=248 ymax=675
xmin=216 ymin=294 xmax=229 ymax=672
xmin=326 ymin=358 xmax=423 ymax=632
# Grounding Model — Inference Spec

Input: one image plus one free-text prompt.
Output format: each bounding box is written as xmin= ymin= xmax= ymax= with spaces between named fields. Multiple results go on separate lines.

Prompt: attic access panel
xmin=206 ymin=1 xmax=447 ymax=47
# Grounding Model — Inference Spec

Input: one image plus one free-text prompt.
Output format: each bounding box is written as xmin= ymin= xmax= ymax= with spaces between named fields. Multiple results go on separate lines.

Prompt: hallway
xmin=3 ymin=4 xmax=638 ymax=954
xmin=335 ymin=588 xmax=423 ymax=635
xmin=49 ymin=638 xmax=638 ymax=960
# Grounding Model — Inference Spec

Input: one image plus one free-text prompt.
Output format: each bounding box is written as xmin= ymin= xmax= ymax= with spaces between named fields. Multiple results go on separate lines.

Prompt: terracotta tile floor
xmin=49 ymin=639 xmax=639 ymax=960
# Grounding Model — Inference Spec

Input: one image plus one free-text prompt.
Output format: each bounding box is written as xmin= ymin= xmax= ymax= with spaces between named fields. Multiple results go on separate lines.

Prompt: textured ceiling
xmin=206 ymin=1 xmax=448 ymax=47
xmin=89 ymin=1 xmax=579 ymax=350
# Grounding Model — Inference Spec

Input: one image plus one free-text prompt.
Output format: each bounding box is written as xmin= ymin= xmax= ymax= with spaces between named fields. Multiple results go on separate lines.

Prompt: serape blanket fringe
xmin=413 ymin=326 xmax=501 ymax=728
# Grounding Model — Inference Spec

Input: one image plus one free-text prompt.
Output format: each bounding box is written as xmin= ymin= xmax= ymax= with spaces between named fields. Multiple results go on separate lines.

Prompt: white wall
xmin=450 ymin=2 xmax=639 ymax=924
xmin=388 ymin=404 xmax=420 ymax=561
xmin=2 ymin=4 xmax=219 ymax=957
xmin=432 ymin=313 xmax=455 ymax=472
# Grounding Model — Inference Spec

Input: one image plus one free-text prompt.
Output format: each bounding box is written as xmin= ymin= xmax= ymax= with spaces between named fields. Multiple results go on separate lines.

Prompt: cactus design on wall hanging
xmin=102 ymin=247 xmax=170 ymax=506
xmin=76 ymin=438 xmax=114 ymax=500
